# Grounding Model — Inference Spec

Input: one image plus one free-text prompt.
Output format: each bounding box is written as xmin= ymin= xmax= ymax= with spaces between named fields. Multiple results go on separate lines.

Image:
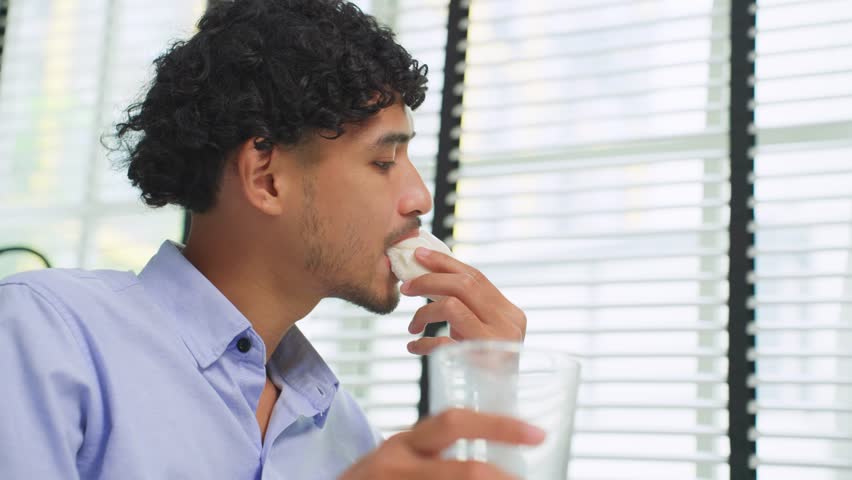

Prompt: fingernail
xmin=415 ymin=247 xmax=431 ymax=258
xmin=406 ymin=341 xmax=416 ymax=353
xmin=400 ymin=281 xmax=410 ymax=294
xmin=524 ymin=424 xmax=547 ymax=443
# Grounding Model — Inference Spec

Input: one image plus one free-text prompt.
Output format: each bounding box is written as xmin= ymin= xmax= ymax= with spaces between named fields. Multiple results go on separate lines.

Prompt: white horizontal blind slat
xmin=752 ymin=0 xmax=852 ymax=478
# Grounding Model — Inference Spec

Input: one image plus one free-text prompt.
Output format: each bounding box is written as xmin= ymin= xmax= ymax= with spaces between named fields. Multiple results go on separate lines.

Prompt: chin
xmin=334 ymin=282 xmax=401 ymax=315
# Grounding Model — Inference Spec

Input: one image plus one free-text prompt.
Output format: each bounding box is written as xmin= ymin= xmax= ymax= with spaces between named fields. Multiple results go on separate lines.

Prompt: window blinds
xmin=450 ymin=0 xmax=732 ymax=479
xmin=751 ymin=0 xmax=852 ymax=477
xmin=301 ymin=10 xmax=737 ymax=470
xmin=309 ymin=3 xmax=740 ymax=476
xmin=0 ymin=0 xmax=7 ymax=64
xmin=0 ymin=0 xmax=200 ymax=274
xmin=297 ymin=0 xmax=448 ymax=436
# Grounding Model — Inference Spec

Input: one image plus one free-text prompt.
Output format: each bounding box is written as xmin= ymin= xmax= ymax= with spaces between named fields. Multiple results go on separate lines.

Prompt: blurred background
xmin=1 ymin=0 xmax=851 ymax=478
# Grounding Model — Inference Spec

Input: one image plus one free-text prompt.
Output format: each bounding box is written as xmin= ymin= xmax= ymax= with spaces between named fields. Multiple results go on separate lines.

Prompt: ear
xmin=234 ymin=137 xmax=287 ymax=216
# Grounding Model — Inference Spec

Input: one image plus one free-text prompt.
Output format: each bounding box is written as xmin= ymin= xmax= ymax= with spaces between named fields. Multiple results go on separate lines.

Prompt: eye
xmin=373 ymin=161 xmax=396 ymax=171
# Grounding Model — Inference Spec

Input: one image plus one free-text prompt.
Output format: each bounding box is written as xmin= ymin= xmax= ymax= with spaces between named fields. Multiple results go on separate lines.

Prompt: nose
xmin=398 ymin=159 xmax=433 ymax=218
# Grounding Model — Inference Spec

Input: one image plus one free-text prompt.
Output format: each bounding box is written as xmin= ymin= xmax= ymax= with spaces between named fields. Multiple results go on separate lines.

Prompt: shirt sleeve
xmin=0 ymin=282 xmax=90 ymax=479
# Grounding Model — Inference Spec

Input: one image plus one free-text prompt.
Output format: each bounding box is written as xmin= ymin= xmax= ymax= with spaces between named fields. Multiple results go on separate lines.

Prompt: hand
xmin=338 ymin=408 xmax=545 ymax=480
xmin=400 ymin=247 xmax=526 ymax=355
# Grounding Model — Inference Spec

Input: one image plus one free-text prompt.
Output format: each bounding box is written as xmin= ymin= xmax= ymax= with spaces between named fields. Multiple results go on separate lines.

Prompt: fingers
xmin=402 ymin=272 xmax=507 ymax=326
xmin=405 ymin=408 xmax=546 ymax=456
xmin=402 ymin=247 xmax=528 ymax=344
xmin=357 ymin=411 xmax=541 ymax=480
xmin=408 ymin=297 xmax=485 ymax=338
xmin=431 ymin=460 xmax=521 ymax=480
xmin=412 ymin=248 xmax=489 ymax=282
xmin=406 ymin=289 xmax=523 ymax=343
xmin=402 ymin=273 xmax=496 ymax=309
xmin=407 ymin=336 xmax=455 ymax=355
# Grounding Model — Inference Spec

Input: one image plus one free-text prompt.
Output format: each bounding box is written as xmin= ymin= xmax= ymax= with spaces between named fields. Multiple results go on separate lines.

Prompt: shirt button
xmin=236 ymin=337 xmax=252 ymax=353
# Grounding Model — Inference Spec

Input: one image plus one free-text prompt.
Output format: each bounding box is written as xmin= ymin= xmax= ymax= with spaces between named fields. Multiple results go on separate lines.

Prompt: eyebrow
xmin=371 ymin=131 xmax=416 ymax=149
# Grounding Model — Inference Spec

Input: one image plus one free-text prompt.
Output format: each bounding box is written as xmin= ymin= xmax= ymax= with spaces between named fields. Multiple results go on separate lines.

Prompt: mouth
xmin=390 ymin=228 xmax=421 ymax=247
xmin=385 ymin=254 xmax=399 ymax=280
xmin=384 ymin=222 xmax=422 ymax=282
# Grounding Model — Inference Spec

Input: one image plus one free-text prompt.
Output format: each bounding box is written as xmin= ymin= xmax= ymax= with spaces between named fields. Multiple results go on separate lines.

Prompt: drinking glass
xmin=429 ymin=340 xmax=581 ymax=479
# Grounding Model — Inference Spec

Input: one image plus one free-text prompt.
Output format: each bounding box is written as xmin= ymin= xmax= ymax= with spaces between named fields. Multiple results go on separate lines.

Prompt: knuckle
xmin=380 ymin=441 xmax=414 ymax=468
xmin=381 ymin=435 xmax=410 ymax=456
xmin=459 ymin=274 xmax=477 ymax=290
xmin=443 ymin=296 xmax=463 ymax=313
xmin=469 ymin=268 xmax=485 ymax=283
xmin=384 ymin=432 xmax=405 ymax=446
xmin=515 ymin=309 xmax=528 ymax=337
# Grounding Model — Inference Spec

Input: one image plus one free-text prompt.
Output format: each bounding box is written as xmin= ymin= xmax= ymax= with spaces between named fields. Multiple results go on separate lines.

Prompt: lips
xmin=385 ymin=255 xmax=399 ymax=280
xmin=391 ymin=228 xmax=421 ymax=247
xmin=386 ymin=228 xmax=420 ymax=281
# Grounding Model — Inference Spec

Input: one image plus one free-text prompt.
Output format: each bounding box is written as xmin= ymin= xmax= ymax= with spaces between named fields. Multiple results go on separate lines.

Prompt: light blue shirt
xmin=0 ymin=241 xmax=381 ymax=479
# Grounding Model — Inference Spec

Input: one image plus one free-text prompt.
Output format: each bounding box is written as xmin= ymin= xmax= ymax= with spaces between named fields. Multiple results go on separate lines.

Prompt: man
xmin=0 ymin=0 xmax=541 ymax=478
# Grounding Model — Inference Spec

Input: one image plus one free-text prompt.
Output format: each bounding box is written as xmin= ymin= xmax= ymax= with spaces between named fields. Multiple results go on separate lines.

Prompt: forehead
xmin=362 ymin=102 xmax=415 ymax=138
xmin=302 ymin=102 xmax=415 ymax=156
xmin=403 ymin=105 xmax=414 ymax=130
xmin=337 ymin=102 xmax=416 ymax=152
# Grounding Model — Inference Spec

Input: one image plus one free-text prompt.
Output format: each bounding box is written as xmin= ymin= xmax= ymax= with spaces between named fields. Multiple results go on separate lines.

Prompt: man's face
xmin=290 ymin=102 xmax=432 ymax=314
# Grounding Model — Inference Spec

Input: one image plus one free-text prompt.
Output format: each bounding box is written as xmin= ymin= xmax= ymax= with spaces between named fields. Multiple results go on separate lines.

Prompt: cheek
xmin=312 ymin=190 xmax=377 ymax=253
xmin=337 ymin=174 xmax=397 ymax=213
xmin=314 ymin=167 xmax=398 ymax=244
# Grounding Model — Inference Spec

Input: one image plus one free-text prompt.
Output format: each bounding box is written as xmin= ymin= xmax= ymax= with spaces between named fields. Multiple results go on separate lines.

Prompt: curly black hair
xmin=113 ymin=0 xmax=428 ymax=213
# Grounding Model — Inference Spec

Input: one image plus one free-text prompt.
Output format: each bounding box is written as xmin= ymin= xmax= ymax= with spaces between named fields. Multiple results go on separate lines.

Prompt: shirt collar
xmin=267 ymin=326 xmax=340 ymax=428
xmin=138 ymin=241 xmax=341 ymax=426
xmin=138 ymin=240 xmax=252 ymax=369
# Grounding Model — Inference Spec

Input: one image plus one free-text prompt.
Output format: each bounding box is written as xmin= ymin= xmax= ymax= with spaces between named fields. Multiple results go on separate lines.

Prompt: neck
xmin=182 ymin=217 xmax=321 ymax=363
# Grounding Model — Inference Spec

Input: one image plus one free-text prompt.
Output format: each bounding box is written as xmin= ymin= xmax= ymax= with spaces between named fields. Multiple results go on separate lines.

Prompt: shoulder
xmin=0 ymin=268 xmax=154 ymax=401
xmin=1 ymin=267 xmax=139 ymax=298
xmin=2 ymin=267 xmax=139 ymax=314
xmin=0 ymin=272 xmax=103 ymax=390
xmin=0 ymin=268 xmax=143 ymax=352
xmin=0 ymin=272 xmax=102 ymax=465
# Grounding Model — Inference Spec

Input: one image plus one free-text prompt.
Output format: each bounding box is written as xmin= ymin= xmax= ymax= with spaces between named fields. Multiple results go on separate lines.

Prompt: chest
xmin=78 ymin=384 xmax=369 ymax=480
xmin=257 ymin=378 xmax=280 ymax=440
xmin=70 ymin=318 xmax=374 ymax=479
